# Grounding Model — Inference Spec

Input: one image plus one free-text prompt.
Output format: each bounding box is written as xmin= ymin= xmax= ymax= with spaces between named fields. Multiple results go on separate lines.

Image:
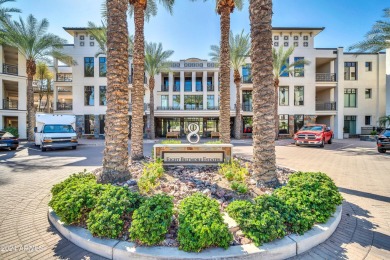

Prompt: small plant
xmin=3 ymin=126 xmax=18 ymax=138
xmin=231 ymin=181 xmax=248 ymax=194
xmin=87 ymin=186 xmax=143 ymax=238
xmin=219 ymin=159 xmax=248 ymax=182
xmin=205 ymin=140 xmax=222 ymax=144
xmin=161 ymin=139 xmax=182 ymax=144
xmin=138 ymin=159 xmax=164 ymax=194
xmin=177 ymin=193 xmax=232 ymax=252
xmin=51 ymin=171 xmax=96 ymax=196
xmin=370 ymin=130 xmax=377 ymax=136
xmin=129 ymin=194 xmax=173 ymax=245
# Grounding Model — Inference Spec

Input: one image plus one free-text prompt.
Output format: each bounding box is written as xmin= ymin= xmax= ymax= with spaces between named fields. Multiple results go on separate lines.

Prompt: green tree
xmin=145 ymin=42 xmax=174 ymax=139
xmin=1 ymin=14 xmax=75 ymax=141
xmin=209 ymin=30 xmax=250 ymax=139
xmin=34 ymin=62 xmax=53 ymax=113
xmin=249 ymin=0 xmax=277 ymax=187
xmin=349 ymin=8 xmax=390 ymax=53
xmin=128 ymin=0 xmax=175 ymax=160
xmin=272 ymin=46 xmax=309 ymax=138
xmin=379 ymin=115 xmax=390 ymax=128
xmin=0 ymin=0 xmax=20 ymax=20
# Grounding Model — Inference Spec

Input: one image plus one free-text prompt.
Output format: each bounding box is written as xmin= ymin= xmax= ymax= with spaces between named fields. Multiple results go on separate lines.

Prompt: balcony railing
xmin=56 ymin=102 xmax=73 ymax=111
xmin=2 ymin=99 xmax=18 ymax=110
xmin=161 ymin=85 xmax=169 ymax=92
xmin=316 ymin=73 xmax=336 ymax=82
xmin=184 ymin=105 xmax=204 ymax=110
xmin=207 ymin=85 xmax=214 ymax=91
xmin=156 ymin=106 xmax=181 ymax=111
xmin=242 ymin=76 xmax=252 ymax=84
xmin=206 ymin=106 xmax=219 ymax=110
xmin=173 ymin=85 xmax=180 ymax=92
xmin=315 ymin=102 xmax=337 ymax=111
xmin=56 ymin=73 xmax=73 ymax=82
xmin=242 ymin=104 xmax=253 ymax=112
xmin=2 ymin=64 xmax=18 ymax=75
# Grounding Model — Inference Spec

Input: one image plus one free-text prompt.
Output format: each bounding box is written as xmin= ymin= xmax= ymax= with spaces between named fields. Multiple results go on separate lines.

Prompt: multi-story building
xmin=1 ymin=26 xmax=389 ymax=139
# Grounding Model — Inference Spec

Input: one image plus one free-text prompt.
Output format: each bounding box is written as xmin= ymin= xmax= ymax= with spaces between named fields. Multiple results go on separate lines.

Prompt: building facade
xmin=1 ymin=26 xmax=389 ymax=139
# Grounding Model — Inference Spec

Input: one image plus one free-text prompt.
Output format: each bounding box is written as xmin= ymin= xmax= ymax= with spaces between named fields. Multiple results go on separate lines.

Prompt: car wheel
xmin=378 ymin=148 xmax=386 ymax=153
xmin=328 ymin=138 xmax=332 ymax=144
xmin=295 ymin=142 xmax=300 ymax=146
xmin=72 ymin=146 xmax=77 ymax=150
xmin=10 ymin=147 xmax=17 ymax=151
xmin=319 ymin=139 xmax=325 ymax=148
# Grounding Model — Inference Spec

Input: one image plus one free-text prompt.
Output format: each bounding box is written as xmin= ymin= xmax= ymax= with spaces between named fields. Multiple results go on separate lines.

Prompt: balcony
xmin=161 ymin=85 xmax=169 ymax=92
xmin=156 ymin=106 xmax=181 ymax=111
xmin=56 ymin=73 xmax=73 ymax=82
xmin=242 ymin=104 xmax=253 ymax=112
xmin=315 ymin=102 xmax=336 ymax=111
xmin=206 ymin=106 xmax=219 ymax=110
xmin=184 ymin=105 xmax=204 ymax=110
xmin=207 ymin=84 xmax=214 ymax=91
xmin=2 ymin=99 xmax=18 ymax=110
xmin=242 ymin=75 xmax=252 ymax=84
xmin=316 ymin=73 xmax=336 ymax=82
xmin=56 ymin=102 xmax=73 ymax=111
xmin=2 ymin=64 xmax=18 ymax=75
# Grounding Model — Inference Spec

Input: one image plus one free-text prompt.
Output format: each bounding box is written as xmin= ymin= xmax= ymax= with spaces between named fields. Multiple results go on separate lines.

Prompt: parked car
xmin=294 ymin=124 xmax=333 ymax=148
xmin=377 ymin=128 xmax=390 ymax=153
xmin=0 ymin=131 xmax=19 ymax=151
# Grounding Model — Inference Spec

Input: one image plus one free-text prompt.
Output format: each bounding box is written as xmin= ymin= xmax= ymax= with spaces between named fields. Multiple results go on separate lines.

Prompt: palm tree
xmin=272 ymin=46 xmax=309 ymax=139
xmin=193 ymin=0 xmax=243 ymax=143
xmin=34 ymin=62 xmax=53 ymax=112
xmin=349 ymin=8 xmax=390 ymax=53
xmin=100 ymin=0 xmax=130 ymax=183
xmin=379 ymin=115 xmax=390 ymax=128
xmin=249 ymin=0 xmax=277 ymax=187
xmin=1 ymin=14 xmax=75 ymax=141
xmin=209 ymin=30 xmax=250 ymax=140
xmin=145 ymin=42 xmax=173 ymax=139
xmin=0 ymin=0 xmax=20 ymax=20
xmin=128 ymin=0 xmax=175 ymax=160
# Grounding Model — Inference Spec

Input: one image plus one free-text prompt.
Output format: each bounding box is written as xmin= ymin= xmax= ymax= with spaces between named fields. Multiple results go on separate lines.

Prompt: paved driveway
xmin=0 ymin=139 xmax=389 ymax=259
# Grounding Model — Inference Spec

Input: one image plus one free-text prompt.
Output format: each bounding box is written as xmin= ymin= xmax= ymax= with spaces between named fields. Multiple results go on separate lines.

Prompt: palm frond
xmin=145 ymin=41 xmax=174 ymax=79
xmin=0 ymin=0 xmax=21 ymax=20
xmin=129 ymin=0 xmax=175 ymax=22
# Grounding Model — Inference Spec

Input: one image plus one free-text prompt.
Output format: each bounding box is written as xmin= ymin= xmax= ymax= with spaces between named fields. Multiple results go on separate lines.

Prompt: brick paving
xmin=0 ymin=139 xmax=389 ymax=259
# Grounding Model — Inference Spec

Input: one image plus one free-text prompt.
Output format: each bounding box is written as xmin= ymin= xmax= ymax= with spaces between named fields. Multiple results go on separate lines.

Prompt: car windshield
xmin=43 ymin=125 xmax=75 ymax=133
xmin=381 ymin=130 xmax=390 ymax=137
xmin=300 ymin=125 xmax=323 ymax=131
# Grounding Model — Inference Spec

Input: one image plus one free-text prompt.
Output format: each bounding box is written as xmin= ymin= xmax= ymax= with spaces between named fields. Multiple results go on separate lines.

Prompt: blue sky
xmin=8 ymin=0 xmax=390 ymax=60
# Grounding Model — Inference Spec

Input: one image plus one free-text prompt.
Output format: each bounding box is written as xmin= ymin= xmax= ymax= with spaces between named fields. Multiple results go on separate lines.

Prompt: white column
xmin=192 ymin=71 xmax=196 ymax=92
xmin=335 ymin=47 xmax=344 ymax=139
xmin=214 ymin=71 xmax=219 ymax=106
xmin=53 ymin=86 xmax=58 ymax=111
xmin=0 ymin=79 xmax=3 ymax=109
xmin=0 ymin=45 xmax=3 ymax=73
xmin=169 ymin=72 xmax=173 ymax=107
xmin=330 ymin=88 xmax=335 ymax=102
xmin=18 ymin=79 xmax=27 ymax=111
xmin=203 ymin=71 xmax=207 ymax=110
xmin=180 ymin=71 xmax=184 ymax=110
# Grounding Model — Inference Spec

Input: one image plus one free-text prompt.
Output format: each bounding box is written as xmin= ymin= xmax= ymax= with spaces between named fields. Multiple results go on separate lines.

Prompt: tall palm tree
xmin=193 ymin=0 xmax=243 ymax=143
xmin=349 ymin=8 xmax=390 ymax=53
xmin=145 ymin=42 xmax=173 ymax=139
xmin=101 ymin=0 xmax=130 ymax=183
xmin=209 ymin=30 xmax=250 ymax=140
xmin=128 ymin=0 xmax=175 ymax=160
xmin=272 ymin=46 xmax=309 ymax=139
xmin=1 ymin=14 xmax=75 ymax=141
xmin=249 ymin=0 xmax=277 ymax=187
xmin=0 ymin=0 xmax=20 ymax=20
xmin=34 ymin=62 xmax=53 ymax=112
xmin=379 ymin=115 xmax=390 ymax=128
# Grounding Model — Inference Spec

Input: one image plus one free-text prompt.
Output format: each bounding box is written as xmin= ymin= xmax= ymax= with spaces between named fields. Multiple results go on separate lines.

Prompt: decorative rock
xmin=127 ymin=180 xmax=137 ymax=186
xmin=202 ymin=188 xmax=211 ymax=196
xmin=240 ymin=237 xmax=251 ymax=244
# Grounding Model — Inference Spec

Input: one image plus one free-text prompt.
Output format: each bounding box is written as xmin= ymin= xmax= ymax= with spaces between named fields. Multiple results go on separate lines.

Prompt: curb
xmin=48 ymin=205 xmax=342 ymax=260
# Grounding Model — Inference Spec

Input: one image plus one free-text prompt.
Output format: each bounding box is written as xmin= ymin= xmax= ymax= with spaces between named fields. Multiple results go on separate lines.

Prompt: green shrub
xmin=49 ymin=181 xmax=105 ymax=225
xmin=227 ymin=195 xmax=286 ymax=246
xmin=231 ymin=181 xmax=248 ymax=194
xmin=274 ymin=172 xmax=342 ymax=225
xmin=130 ymin=194 xmax=173 ymax=245
xmin=205 ymin=140 xmax=222 ymax=144
xmin=370 ymin=130 xmax=377 ymax=136
xmin=161 ymin=139 xmax=182 ymax=144
xmin=51 ymin=171 xmax=96 ymax=196
xmin=178 ymin=193 xmax=232 ymax=252
xmin=3 ymin=126 xmax=18 ymax=137
xmin=87 ymin=186 xmax=143 ymax=238
xmin=138 ymin=159 xmax=164 ymax=194
xmin=219 ymin=159 xmax=248 ymax=182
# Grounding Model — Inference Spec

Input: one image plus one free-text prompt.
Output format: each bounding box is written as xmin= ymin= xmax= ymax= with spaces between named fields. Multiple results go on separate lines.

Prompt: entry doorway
xmin=294 ymin=114 xmax=304 ymax=133
xmin=3 ymin=116 xmax=18 ymax=129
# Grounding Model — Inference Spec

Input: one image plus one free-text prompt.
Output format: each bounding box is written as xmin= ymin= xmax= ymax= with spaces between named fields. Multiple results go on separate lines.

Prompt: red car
xmin=294 ymin=124 xmax=333 ymax=148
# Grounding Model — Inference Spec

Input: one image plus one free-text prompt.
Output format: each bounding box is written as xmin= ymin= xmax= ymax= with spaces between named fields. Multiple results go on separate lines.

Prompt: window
xmin=294 ymin=57 xmax=305 ymax=77
xmin=173 ymin=95 xmax=180 ymax=108
xmin=184 ymin=95 xmax=203 ymax=110
xmin=243 ymin=117 xmax=253 ymax=133
xmin=99 ymin=86 xmax=106 ymax=105
xmin=284 ymin=42 xmax=289 ymax=47
xmin=184 ymin=77 xmax=192 ymax=92
xmin=80 ymin=42 xmax=84 ymax=46
xmin=84 ymin=57 xmax=94 ymax=77
xmin=196 ymin=77 xmax=203 ymax=91
xmin=294 ymin=42 xmax=298 ymax=47
xmin=207 ymin=95 xmax=215 ymax=109
xmin=344 ymin=89 xmax=357 ymax=107
xmin=207 ymin=77 xmax=213 ymax=91
xmin=173 ymin=77 xmax=180 ymax=91
xmin=99 ymin=115 xmax=105 ymax=134
xmin=274 ymin=36 xmax=279 ymax=40
xmin=84 ymin=115 xmax=95 ymax=135
xmin=303 ymin=42 xmax=308 ymax=47
xmin=99 ymin=57 xmax=106 ymax=77
xmin=294 ymin=86 xmax=304 ymax=106
xmin=162 ymin=77 xmax=169 ymax=91
xmin=280 ymin=58 xmax=289 ymax=77
xmin=365 ymin=116 xmax=371 ymax=125
xmin=80 ymin=35 xmax=85 ymax=40
xmin=279 ymin=86 xmax=289 ymax=106
xmin=90 ymin=36 xmax=95 ymax=40
xmin=84 ymin=86 xmax=95 ymax=106
xmin=242 ymin=64 xmax=252 ymax=83
xmin=365 ymin=62 xmax=372 ymax=72
xmin=274 ymin=42 xmax=279 ymax=47
xmin=279 ymin=114 xmax=289 ymax=134
xmin=344 ymin=62 xmax=357 ymax=80
xmin=365 ymin=89 xmax=372 ymax=99
xmin=242 ymin=90 xmax=252 ymax=111
xmin=161 ymin=95 xmax=168 ymax=108
xmin=303 ymin=36 xmax=308 ymax=40
xmin=90 ymin=42 xmax=94 ymax=46
xmin=294 ymin=36 xmax=299 ymax=40
xmin=284 ymin=36 xmax=289 ymax=40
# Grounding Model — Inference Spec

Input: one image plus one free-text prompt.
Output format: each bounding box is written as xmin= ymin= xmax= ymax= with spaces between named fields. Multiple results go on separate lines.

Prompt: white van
xmin=34 ymin=114 xmax=78 ymax=152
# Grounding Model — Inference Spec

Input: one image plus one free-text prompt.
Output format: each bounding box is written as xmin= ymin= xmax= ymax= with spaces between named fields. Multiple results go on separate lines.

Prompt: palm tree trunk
xmin=234 ymin=69 xmax=241 ymax=139
xmin=101 ymin=0 xmax=130 ymax=183
xmin=131 ymin=2 xmax=145 ymax=160
xmin=149 ymin=77 xmax=155 ymax=139
xmin=219 ymin=5 xmax=231 ymax=144
xmin=249 ymin=0 xmax=277 ymax=187
xmin=26 ymin=59 xmax=36 ymax=142
xmin=274 ymin=78 xmax=279 ymax=140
